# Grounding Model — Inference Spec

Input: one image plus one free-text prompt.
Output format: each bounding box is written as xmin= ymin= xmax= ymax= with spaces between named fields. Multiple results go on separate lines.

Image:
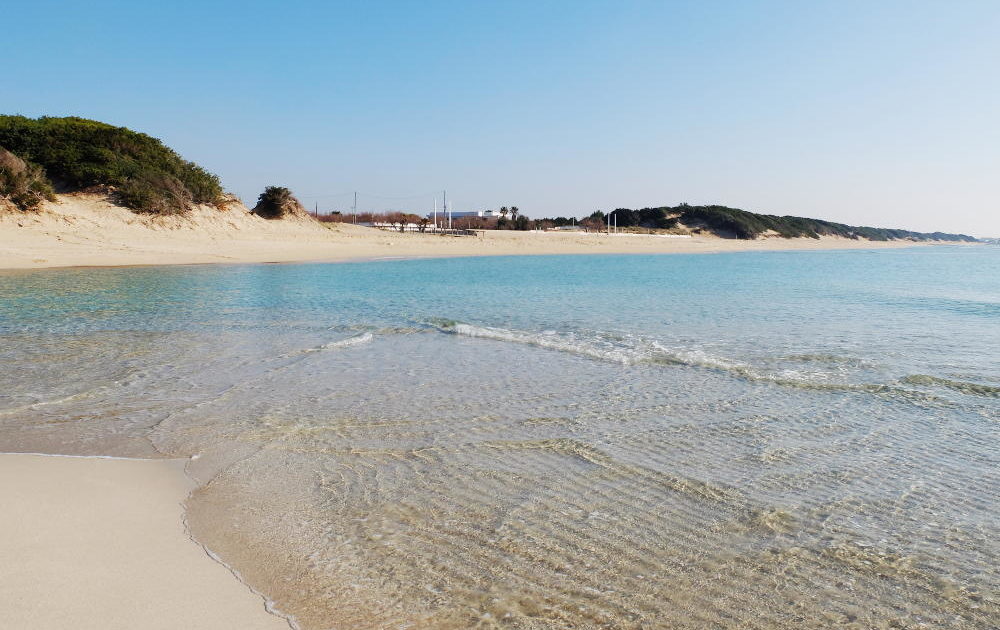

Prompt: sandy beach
xmin=0 ymin=194 xmax=944 ymax=271
xmin=0 ymin=453 xmax=291 ymax=630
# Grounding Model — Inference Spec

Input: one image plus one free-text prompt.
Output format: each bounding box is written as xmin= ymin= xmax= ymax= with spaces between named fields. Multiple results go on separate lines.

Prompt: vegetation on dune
xmin=605 ymin=207 xmax=680 ymax=230
xmin=602 ymin=204 xmax=977 ymax=242
xmin=0 ymin=147 xmax=56 ymax=211
xmin=0 ymin=115 xmax=223 ymax=214
xmin=252 ymin=186 xmax=305 ymax=219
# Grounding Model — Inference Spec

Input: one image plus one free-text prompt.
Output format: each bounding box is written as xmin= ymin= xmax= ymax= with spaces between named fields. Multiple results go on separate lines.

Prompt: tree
xmin=500 ymin=206 xmax=509 ymax=221
xmin=401 ymin=213 xmax=421 ymax=231
xmin=510 ymin=206 xmax=519 ymax=222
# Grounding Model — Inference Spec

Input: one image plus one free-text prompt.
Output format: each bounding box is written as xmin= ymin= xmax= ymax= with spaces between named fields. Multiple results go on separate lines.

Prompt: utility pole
xmin=444 ymin=190 xmax=451 ymax=230
xmin=353 ymin=191 xmax=357 ymax=224
xmin=434 ymin=198 xmax=438 ymax=231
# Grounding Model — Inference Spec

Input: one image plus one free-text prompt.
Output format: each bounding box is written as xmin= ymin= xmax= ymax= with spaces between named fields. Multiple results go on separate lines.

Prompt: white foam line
xmin=451 ymin=323 xmax=635 ymax=364
xmin=0 ymin=451 xmax=167 ymax=461
xmin=321 ymin=331 xmax=374 ymax=349
xmin=181 ymin=510 xmax=302 ymax=630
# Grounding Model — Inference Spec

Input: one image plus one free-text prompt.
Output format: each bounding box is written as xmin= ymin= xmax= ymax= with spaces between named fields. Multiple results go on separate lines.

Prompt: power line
xmin=297 ymin=189 xmax=446 ymax=201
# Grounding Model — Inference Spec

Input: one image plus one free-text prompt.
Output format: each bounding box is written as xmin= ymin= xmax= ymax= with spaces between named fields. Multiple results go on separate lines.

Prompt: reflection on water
xmin=1 ymin=248 xmax=998 ymax=628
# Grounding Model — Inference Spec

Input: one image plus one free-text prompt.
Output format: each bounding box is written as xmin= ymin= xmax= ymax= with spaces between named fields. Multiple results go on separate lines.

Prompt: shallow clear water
xmin=1 ymin=247 xmax=998 ymax=629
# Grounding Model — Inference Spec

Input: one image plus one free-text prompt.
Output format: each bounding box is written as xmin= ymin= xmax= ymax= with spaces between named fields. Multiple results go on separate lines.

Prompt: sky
xmin=4 ymin=0 xmax=999 ymax=236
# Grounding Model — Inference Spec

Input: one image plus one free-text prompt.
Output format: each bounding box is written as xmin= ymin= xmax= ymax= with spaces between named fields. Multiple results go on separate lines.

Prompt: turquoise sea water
xmin=1 ymin=246 xmax=998 ymax=628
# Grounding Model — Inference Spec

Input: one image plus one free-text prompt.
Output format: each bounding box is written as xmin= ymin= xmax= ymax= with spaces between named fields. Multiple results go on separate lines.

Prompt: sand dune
xmin=0 ymin=193 xmax=942 ymax=270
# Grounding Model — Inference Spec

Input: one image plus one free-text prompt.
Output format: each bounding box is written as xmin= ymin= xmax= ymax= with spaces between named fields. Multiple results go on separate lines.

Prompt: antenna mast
xmin=444 ymin=190 xmax=451 ymax=230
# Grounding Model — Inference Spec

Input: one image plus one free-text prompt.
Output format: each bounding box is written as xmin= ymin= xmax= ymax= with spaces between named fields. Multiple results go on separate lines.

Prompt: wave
xmin=432 ymin=320 xmax=963 ymax=401
xmin=303 ymin=332 xmax=374 ymax=353
xmin=0 ymin=388 xmax=105 ymax=417
xmin=446 ymin=323 xmax=640 ymax=364
xmin=901 ymin=374 xmax=1000 ymax=398
xmin=437 ymin=320 xmax=851 ymax=386
xmin=780 ymin=353 xmax=872 ymax=367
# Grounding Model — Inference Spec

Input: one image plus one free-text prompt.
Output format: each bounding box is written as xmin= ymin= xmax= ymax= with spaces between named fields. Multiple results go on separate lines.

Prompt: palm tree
xmin=500 ymin=206 xmax=509 ymax=220
xmin=510 ymin=206 xmax=519 ymax=222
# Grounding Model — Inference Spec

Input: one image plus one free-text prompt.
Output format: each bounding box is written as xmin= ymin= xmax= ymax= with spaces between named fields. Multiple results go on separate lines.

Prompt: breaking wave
xmin=302 ymin=332 xmax=374 ymax=353
xmin=901 ymin=374 xmax=1000 ymax=398
xmin=433 ymin=320 xmax=923 ymax=396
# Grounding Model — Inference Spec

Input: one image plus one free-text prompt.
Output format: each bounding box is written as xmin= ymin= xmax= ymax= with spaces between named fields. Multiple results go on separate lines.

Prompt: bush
xmin=253 ymin=186 xmax=299 ymax=219
xmin=0 ymin=115 xmax=223 ymax=214
xmin=0 ymin=147 xmax=55 ymax=211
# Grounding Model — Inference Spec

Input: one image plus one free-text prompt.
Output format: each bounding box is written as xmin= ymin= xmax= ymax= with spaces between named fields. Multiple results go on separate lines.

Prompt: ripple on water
xmin=1 ymin=250 xmax=998 ymax=628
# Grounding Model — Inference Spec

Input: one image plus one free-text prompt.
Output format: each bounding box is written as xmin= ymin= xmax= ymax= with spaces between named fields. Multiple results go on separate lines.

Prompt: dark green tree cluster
xmin=496 ymin=205 xmax=532 ymax=230
xmin=0 ymin=115 xmax=223 ymax=214
xmin=608 ymin=207 xmax=679 ymax=230
xmin=603 ymin=204 xmax=975 ymax=242
xmin=540 ymin=216 xmax=576 ymax=227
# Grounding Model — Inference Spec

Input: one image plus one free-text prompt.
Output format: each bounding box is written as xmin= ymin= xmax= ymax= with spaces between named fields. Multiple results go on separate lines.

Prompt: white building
xmin=425 ymin=210 xmax=494 ymax=220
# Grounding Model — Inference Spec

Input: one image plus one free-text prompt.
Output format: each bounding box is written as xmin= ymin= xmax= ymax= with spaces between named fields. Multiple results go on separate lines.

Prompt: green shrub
xmin=253 ymin=186 xmax=298 ymax=219
xmin=0 ymin=115 xmax=223 ymax=214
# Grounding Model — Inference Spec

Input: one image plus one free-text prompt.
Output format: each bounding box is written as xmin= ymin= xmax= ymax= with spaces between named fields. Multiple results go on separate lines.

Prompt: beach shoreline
xmin=0 ymin=452 xmax=293 ymax=630
xmin=0 ymin=193 xmax=965 ymax=271
xmin=2 ymin=245 xmax=997 ymax=628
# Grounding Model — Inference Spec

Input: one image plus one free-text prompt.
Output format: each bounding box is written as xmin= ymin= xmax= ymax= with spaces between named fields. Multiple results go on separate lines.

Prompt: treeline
xmin=599 ymin=204 xmax=977 ymax=242
xmin=320 ymin=211 xmax=430 ymax=231
xmin=319 ymin=211 xmax=422 ymax=225
xmin=0 ymin=115 xmax=223 ymax=214
xmin=319 ymin=210 xmax=537 ymax=231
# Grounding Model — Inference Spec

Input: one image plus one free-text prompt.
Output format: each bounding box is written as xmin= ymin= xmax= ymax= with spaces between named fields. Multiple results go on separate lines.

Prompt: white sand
xmin=0 ymin=193 xmax=942 ymax=270
xmin=0 ymin=453 xmax=291 ymax=630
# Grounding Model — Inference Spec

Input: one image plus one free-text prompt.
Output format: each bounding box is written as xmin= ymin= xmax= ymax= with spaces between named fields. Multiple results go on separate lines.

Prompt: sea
xmin=1 ymin=245 xmax=997 ymax=629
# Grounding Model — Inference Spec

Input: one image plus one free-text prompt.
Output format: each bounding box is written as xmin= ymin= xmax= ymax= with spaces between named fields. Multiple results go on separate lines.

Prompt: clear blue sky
xmin=5 ymin=1 xmax=999 ymax=236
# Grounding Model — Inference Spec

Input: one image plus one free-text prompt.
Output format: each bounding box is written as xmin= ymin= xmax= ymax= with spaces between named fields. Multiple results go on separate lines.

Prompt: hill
xmin=0 ymin=115 xmax=223 ymax=214
xmin=605 ymin=204 xmax=977 ymax=242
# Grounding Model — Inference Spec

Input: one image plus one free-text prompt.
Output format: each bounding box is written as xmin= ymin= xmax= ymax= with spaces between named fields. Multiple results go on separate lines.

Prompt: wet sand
xmin=0 ymin=453 xmax=291 ymax=630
